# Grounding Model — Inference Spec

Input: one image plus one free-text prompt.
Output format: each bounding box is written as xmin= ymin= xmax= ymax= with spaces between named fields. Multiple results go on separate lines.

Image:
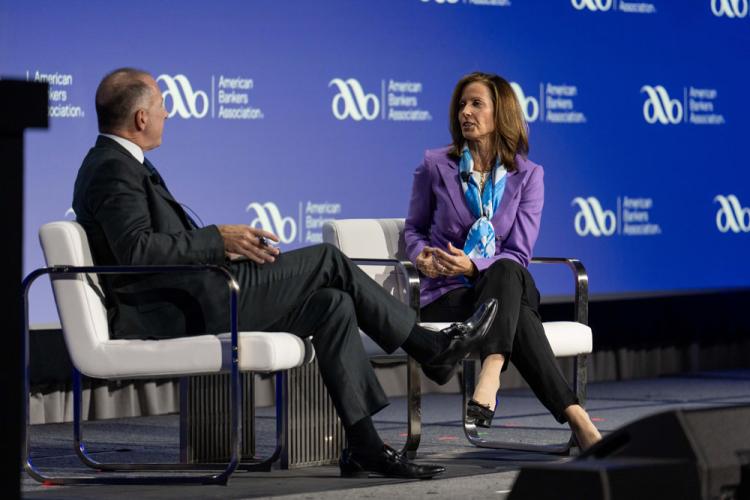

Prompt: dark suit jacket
xmin=73 ymin=136 xmax=228 ymax=339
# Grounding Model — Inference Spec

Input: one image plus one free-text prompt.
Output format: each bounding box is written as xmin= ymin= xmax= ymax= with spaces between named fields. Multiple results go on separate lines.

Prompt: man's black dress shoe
xmin=339 ymin=444 xmax=445 ymax=479
xmin=421 ymin=298 xmax=498 ymax=385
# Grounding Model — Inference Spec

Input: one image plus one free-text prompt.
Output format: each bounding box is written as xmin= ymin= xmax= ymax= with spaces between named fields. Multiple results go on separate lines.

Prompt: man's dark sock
xmin=345 ymin=416 xmax=384 ymax=453
xmin=401 ymin=323 xmax=450 ymax=365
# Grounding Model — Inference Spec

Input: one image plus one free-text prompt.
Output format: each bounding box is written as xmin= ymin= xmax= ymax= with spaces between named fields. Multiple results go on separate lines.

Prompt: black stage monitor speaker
xmin=509 ymin=404 xmax=750 ymax=500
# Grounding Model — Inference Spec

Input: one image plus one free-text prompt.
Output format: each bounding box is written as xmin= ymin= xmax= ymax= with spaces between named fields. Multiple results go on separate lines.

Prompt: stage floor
xmin=22 ymin=369 xmax=750 ymax=499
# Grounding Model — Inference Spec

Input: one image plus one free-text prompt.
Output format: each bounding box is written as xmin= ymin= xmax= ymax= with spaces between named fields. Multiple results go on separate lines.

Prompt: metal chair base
xmin=401 ymin=356 xmax=422 ymax=459
xmin=22 ymin=373 xmax=277 ymax=485
xmin=21 ymin=265 xmax=248 ymax=485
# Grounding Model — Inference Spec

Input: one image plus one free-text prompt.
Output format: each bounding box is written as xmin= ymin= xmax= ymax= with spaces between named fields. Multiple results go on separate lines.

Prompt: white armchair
xmin=324 ymin=218 xmax=592 ymax=455
xmin=22 ymin=221 xmax=310 ymax=485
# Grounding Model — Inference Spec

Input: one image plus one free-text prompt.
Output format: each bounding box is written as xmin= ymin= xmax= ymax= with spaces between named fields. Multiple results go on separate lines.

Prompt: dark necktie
xmin=143 ymin=157 xmax=200 ymax=229
xmin=143 ymin=157 xmax=164 ymax=186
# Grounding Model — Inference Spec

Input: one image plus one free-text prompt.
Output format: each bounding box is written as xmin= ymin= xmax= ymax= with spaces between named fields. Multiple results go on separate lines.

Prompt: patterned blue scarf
xmin=459 ymin=145 xmax=507 ymax=258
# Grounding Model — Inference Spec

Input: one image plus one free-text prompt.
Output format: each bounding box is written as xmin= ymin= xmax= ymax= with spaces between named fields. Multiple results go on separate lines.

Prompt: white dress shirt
xmin=100 ymin=133 xmax=145 ymax=164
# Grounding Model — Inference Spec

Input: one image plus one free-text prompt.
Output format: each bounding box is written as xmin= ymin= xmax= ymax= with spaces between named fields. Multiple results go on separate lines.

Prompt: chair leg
xmin=24 ymin=371 xmax=239 ymax=485
xmin=69 ymin=370 xmax=279 ymax=476
xmin=461 ymin=359 xmax=574 ymax=454
xmin=277 ymin=370 xmax=292 ymax=469
xmin=574 ymin=354 xmax=588 ymax=407
xmin=69 ymin=371 xmax=244 ymax=473
xmin=401 ymin=356 xmax=422 ymax=459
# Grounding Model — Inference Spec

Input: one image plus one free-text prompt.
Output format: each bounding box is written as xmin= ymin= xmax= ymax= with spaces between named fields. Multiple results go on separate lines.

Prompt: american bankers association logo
xmin=571 ymin=0 xmax=613 ymax=11
xmin=246 ymin=202 xmax=297 ymax=244
xmin=714 ymin=195 xmax=750 ymax=233
xmin=419 ymin=0 xmax=511 ymax=6
xmin=246 ymin=200 xmax=344 ymax=244
xmin=573 ymin=195 xmax=662 ymax=236
xmin=641 ymin=85 xmax=682 ymax=124
xmin=572 ymin=197 xmax=616 ymax=237
xmin=156 ymin=73 xmax=264 ymax=121
xmin=329 ymin=78 xmax=380 ymax=121
xmin=510 ymin=83 xmax=539 ymax=122
xmin=511 ymin=81 xmax=587 ymax=124
xmin=157 ymin=74 xmax=209 ymax=119
xmin=711 ymin=0 xmax=748 ymax=17
xmin=571 ymin=0 xmax=656 ymax=14
xmin=642 ymin=84 xmax=725 ymax=125
xmin=329 ymin=77 xmax=432 ymax=122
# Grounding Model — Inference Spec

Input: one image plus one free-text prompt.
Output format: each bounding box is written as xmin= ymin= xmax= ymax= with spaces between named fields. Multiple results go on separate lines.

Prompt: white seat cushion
xmin=540 ymin=321 xmax=593 ymax=357
xmin=85 ymin=335 xmax=223 ymax=379
xmin=79 ymin=332 xmax=307 ymax=380
xmin=219 ymin=332 xmax=308 ymax=372
xmin=359 ymin=320 xmax=592 ymax=360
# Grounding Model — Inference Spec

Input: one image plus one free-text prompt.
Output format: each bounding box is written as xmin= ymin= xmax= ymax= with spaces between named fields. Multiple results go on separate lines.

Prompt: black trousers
xmin=227 ymin=243 xmax=416 ymax=427
xmin=421 ymin=259 xmax=577 ymax=423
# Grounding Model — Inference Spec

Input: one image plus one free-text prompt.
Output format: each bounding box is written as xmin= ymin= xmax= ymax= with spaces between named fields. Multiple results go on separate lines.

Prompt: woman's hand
xmin=432 ymin=243 xmax=477 ymax=278
xmin=415 ymin=246 xmax=440 ymax=278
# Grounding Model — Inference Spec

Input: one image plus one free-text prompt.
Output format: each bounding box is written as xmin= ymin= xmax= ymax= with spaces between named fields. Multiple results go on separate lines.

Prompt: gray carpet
xmin=22 ymin=369 xmax=750 ymax=499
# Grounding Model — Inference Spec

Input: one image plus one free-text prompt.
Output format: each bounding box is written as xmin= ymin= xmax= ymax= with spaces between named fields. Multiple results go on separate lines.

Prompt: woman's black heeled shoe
xmin=465 ymin=399 xmax=495 ymax=428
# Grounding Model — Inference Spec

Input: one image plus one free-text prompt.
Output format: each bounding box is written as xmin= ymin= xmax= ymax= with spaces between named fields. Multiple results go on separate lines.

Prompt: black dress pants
xmin=227 ymin=243 xmax=416 ymax=427
xmin=421 ymin=259 xmax=577 ymax=423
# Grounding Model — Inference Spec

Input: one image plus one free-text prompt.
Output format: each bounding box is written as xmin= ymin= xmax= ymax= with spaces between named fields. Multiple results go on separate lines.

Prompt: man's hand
xmin=415 ymin=246 xmax=440 ymax=278
xmin=432 ymin=243 xmax=477 ymax=278
xmin=218 ymin=225 xmax=280 ymax=264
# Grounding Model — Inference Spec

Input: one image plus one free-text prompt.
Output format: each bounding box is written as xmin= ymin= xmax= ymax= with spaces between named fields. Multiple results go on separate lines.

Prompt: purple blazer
xmin=404 ymin=146 xmax=545 ymax=307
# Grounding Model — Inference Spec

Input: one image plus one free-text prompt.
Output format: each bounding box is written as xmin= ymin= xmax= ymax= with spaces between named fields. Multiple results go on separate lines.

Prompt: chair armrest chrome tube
xmin=349 ymin=258 xmax=422 ymax=317
xmin=22 ymin=263 xmax=240 ymax=341
xmin=23 ymin=263 xmax=239 ymax=302
xmin=530 ymin=257 xmax=589 ymax=326
xmin=21 ymin=263 xmax=241 ymax=376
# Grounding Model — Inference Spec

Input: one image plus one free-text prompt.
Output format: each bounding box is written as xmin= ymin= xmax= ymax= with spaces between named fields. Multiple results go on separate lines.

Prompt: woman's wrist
xmin=464 ymin=260 xmax=478 ymax=278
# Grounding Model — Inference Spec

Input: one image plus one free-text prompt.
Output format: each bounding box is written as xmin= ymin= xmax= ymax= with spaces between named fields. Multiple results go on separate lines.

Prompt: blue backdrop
xmin=2 ymin=0 xmax=749 ymax=323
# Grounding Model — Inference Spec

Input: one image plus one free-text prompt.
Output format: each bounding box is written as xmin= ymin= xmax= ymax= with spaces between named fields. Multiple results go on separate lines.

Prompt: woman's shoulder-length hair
xmin=448 ymin=72 xmax=529 ymax=173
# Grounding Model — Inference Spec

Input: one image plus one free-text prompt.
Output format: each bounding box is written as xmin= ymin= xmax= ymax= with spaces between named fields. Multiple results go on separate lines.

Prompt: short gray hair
xmin=95 ymin=68 xmax=154 ymax=132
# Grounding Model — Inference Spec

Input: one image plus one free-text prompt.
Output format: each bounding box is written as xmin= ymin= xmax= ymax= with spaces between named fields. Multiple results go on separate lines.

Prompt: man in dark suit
xmin=73 ymin=68 xmax=497 ymax=479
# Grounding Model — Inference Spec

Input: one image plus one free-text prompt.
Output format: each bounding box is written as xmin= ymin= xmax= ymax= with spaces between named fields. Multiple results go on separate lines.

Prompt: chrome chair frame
xmin=22 ymin=264 xmax=281 ymax=485
xmin=349 ymin=258 xmax=422 ymax=458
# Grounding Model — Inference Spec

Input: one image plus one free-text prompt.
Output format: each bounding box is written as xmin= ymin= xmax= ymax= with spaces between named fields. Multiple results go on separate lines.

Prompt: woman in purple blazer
xmin=405 ymin=72 xmax=601 ymax=449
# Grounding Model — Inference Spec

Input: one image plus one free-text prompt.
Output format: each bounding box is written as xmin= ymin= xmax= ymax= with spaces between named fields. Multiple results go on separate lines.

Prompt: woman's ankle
xmin=565 ymin=405 xmax=602 ymax=450
xmin=472 ymin=355 xmax=504 ymax=410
